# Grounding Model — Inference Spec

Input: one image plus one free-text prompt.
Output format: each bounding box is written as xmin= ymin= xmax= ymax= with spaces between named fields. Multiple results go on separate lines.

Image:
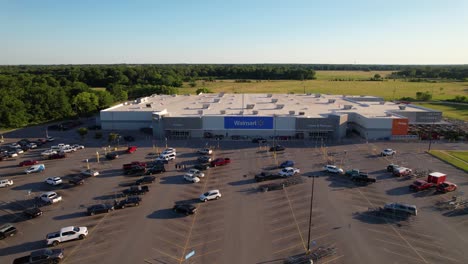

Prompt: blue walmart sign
xmin=224 ymin=116 xmax=273 ymax=129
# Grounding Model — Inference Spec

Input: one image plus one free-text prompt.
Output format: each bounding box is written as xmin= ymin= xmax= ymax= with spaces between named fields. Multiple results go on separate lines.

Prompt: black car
xmin=173 ymin=204 xmax=197 ymax=215
xmin=87 ymin=204 xmax=114 ymax=216
xmin=252 ymin=137 xmax=267 ymax=143
xmin=255 ymin=171 xmax=282 ymax=182
xmin=193 ymin=164 xmax=210 ymax=171
xmin=23 ymin=207 xmax=43 ymax=219
xmin=197 ymin=156 xmax=212 ymax=164
xmin=123 ymin=135 xmax=135 ymax=142
xmin=135 ymin=176 xmax=156 ymax=185
xmin=68 ymin=176 xmax=85 ymax=185
xmin=106 ymin=152 xmax=119 ymax=160
xmin=145 ymin=166 xmax=166 ymax=175
xmin=125 ymin=166 xmax=146 ymax=176
xmin=13 ymin=248 xmax=64 ymax=264
xmin=0 ymin=223 xmax=18 ymax=240
xmin=270 ymin=145 xmax=285 ymax=152
xmin=122 ymin=185 xmax=149 ymax=196
xmin=115 ymin=196 xmax=142 ymax=209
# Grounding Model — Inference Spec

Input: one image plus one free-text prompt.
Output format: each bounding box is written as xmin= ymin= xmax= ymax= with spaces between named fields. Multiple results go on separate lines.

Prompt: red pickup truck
xmin=210 ymin=158 xmax=231 ymax=167
xmin=122 ymin=161 xmax=147 ymax=170
xmin=410 ymin=172 xmax=447 ymax=192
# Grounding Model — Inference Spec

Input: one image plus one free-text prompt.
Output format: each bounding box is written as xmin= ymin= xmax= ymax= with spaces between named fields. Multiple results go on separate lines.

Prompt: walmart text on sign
xmin=224 ymin=117 xmax=274 ymax=129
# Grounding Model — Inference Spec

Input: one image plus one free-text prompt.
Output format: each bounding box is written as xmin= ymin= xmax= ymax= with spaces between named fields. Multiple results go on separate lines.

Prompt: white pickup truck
xmin=279 ymin=167 xmax=300 ymax=177
xmin=46 ymin=226 xmax=88 ymax=246
xmin=0 ymin=179 xmax=13 ymax=188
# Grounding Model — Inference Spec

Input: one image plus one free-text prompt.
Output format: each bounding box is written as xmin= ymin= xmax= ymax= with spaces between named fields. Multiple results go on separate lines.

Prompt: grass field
xmin=182 ymin=71 xmax=468 ymax=102
xmin=415 ymin=103 xmax=468 ymax=121
xmin=447 ymin=151 xmax=468 ymax=163
xmin=428 ymin=150 xmax=468 ymax=172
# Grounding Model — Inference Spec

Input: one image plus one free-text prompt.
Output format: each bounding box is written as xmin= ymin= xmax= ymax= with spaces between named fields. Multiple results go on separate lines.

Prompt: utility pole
xmin=306 ymin=176 xmax=316 ymax=254
xmin=428 ymin=118 xmax=436 ymax=151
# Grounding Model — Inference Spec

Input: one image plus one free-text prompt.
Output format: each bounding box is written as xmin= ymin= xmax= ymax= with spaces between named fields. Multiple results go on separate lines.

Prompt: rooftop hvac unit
xmin=218 ymin=92 xmax=225 ymax=97
xmin=123 ymin=102 xmax=129 ymax=105
xmin=198 ymin=110 xmax=203 ymax=115
xmin=299 ymin=112 xmax=305 ymax=115
xmin=386 ymin=113 xmax=392 ymax=117
xmin=202 ymin=104 xmax=210 ymax=109
xmin=252 ymin=110 xmax=258 ymax=115
xmin=267 ymin=94 xmax=273 ymax=97
xmin=239 ymin=111 xmax=244 ymax=115
xmin=399 ymin=105 xmax=406 ymax=110
xmin=246 ymin=104 xmax=255 ymax=109
xmin=220 ymin=110 xmax=226 ymax=114
xmin=343 ymin=105 xmax=352 ymax=110
xmin=328 ymin=99 xmax=336 ymax=103
xmin=315 ymin=94 xmax=321 ymax=98
xmin=172 ymin=94 xmax=177 ymax=97
xmin=184 ymin=94 xmax=190 ymax=96
xmin=213 ymin=98 xmax=220 ymax=103
xmin=360 ymin=95 xmax=365 ymax=97
xmin=289 ymin=110 xmax=295 ymax=115
xmin=306 ymin=93 xmax=312 ymax=96
xmin=276 ymin=104 xmax=285 ymax=109
xmin=145 ymin=104 xmax=152 ymax=108
xmin=379 ymin=101 xmax=385 ymax=105
xmin=271 ymin=99 xmax=278 ymax=103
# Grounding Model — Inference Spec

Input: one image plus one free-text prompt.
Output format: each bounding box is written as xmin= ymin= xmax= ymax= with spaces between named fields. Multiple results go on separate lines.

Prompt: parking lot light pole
xmin=165 ymin=137 xmax=168 ymax=149
xmin=96 ymin=151 xmax=100 ymax=163
xmin=86 ymin=159 xmax=89 ymax=170
xmin=306 ymin=176 xmax=316 ymax=254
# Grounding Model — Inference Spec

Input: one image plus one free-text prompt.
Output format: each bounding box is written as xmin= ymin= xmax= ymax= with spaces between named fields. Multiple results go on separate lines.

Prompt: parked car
xmin=156 ymin=153 xmax=176 ymax=161
xmin=0 ymin=179 xmax=13 ymax=188
xmin=46 ymin=136 xmax=55 ymax=142
xmin=122 ymin=185 xmax=149 ymax=196
xmin=255 ymin=171 xmax=282 ymax=182
xmin=68 ymin=176 xmax=85 ymax=185
xmin=81 ymin=169 xmax=99 ymax=177
xmin=197 ymin=156 xmax=212 ymax=163
xmin=135 ymin=176 xmax=156 ymax=185
xmin=38 ymin=192 xmax=62 ymax=204
xmin=114 ymin=196 xmax=142 ymax=209
xmin=383 ymin=202 xmax=417 ymax=216
xmin=48 ymin=153 xmax=66 ymax=160
xmin=87 ymin=204 xmax=114 ymax=216
xmin=126 ymin=146 xmax=138 ymax=154
xmin=13 ymin=248 xmax=63 ymax=264
xmin=123 ymin=161 xmax=147 ymax=170
xmin=71 ymin=144 xmax=85 ymax=150
xmin=41 ymin=149 xmax=57 ymax=156
xmin=124 ymin=166 xmax=146 ymax=176
xmin=19 ymin=160 xmax=38 ymax=167
xmin=184 ymin=173 xmax=200 ymax=183
xmin=25 ymin=164 xmax=45 ymax=174
xmin=145 ymin=165 xmax=166 ymax=175
xmin=45 ymin=177 xmax=63 ymax=186
xmin=186 ymin=168 xmax=205 ymax=178
xmin=270 ymin=145 xmax=285 ymax=152
xmin=279 ymin=167 xmax=300 ymax=177
xmin=193 ymin=163 xmax=210 ymax=171
xmin=381 ymin=149 xmax=396 ymax=156
xmin=436 ymin=182 xmax=458 ymax=193
xmin=199 ymin=189 xmax=222 ymax=202
xmin=23 ymin=208 xmax=43 ymax=219
xmin=46 ymin=226 xmax=88 ymax=246
xmin=280 ymin=160 xmax=294 ymax=168
xmin=211 ymin=158 xmax=231 ymax=167
xmin=393 ymin=167 xmax=412 ymax=177
xmin=162 ymin=148 xmax=177 ymax=155
xmin=324 ymin=165 xmax=344 ymax=174
xmin=252 ymin=137 xmax=267 ymax=143
xmin=387 ymin=164 xmax=400 ymax=172
xmin=173 ymin=203 xmax=197 ymax=215
xmin=27 ymin=143 xmax=37 ymax=149
xmin=106 ymin=152 xmax=119 ymax=160
xmin=0 ymin=223 xmax=17 ymax=240
xmin=197 ymin=148 xmax=212 ymax=155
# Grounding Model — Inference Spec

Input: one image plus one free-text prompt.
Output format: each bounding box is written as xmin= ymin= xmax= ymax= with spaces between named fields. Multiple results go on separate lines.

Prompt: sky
xmin=1 ymin=0 xmax=467 ymax=65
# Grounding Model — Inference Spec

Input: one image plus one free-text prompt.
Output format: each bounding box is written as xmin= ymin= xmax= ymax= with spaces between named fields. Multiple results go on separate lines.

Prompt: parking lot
xmin=1 ymin=125 xmax=467 ymax=264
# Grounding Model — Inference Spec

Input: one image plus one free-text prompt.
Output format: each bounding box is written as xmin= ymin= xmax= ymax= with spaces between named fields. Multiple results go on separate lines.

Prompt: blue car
xmin=280 ymin=160 xmax=294 ymax=168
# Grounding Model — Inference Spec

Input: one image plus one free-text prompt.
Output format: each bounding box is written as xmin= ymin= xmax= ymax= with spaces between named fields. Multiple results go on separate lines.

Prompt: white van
xmin=0 ymin=179 xmax=13 ymax=188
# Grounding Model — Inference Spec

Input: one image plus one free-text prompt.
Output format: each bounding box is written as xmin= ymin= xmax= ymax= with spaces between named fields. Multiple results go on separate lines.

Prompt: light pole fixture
xmin=306 ymin=176 xmax=316 ymax=254
xmin=165 ymin=137 xmax=168 ymax=149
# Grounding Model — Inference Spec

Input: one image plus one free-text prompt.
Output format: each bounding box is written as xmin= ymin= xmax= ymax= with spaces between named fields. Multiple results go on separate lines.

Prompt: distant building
xmin=100 ymin=93 xmax=442 ymax=141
